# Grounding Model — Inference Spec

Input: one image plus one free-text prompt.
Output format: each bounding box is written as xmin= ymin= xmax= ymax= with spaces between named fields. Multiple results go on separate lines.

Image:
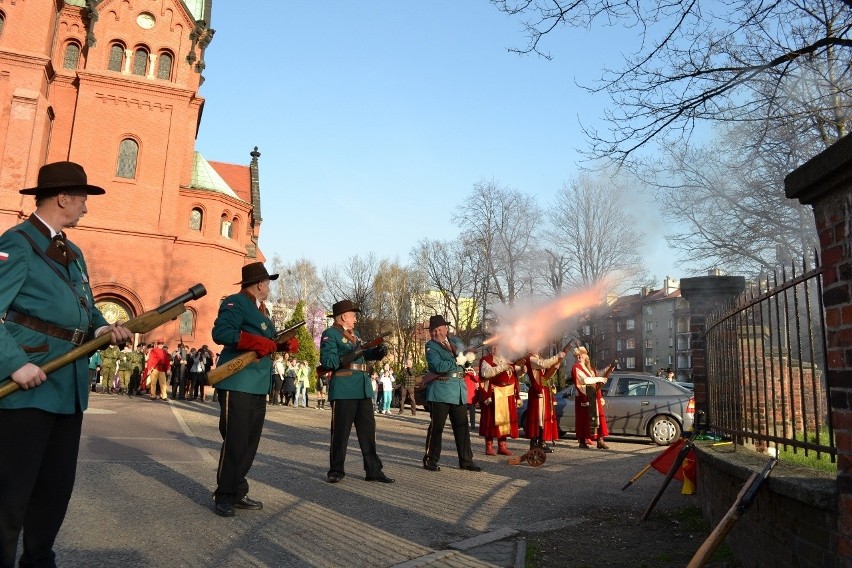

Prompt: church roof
xmin=190 ymin=152 xmax=241 ymax=200
xmin=65 ymin=0 xmax=207 ymax=23
xmin=207 ymin=160 xmax=253 ymax=203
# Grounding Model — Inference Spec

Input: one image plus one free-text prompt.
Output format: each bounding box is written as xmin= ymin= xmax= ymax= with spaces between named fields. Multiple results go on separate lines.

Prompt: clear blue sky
xmin=195 ymin=1 xmax=681 ymax=284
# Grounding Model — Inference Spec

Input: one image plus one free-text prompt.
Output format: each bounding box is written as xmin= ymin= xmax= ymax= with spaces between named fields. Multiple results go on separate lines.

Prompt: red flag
xmin=650 ymin=439 xmax=687 ymax=481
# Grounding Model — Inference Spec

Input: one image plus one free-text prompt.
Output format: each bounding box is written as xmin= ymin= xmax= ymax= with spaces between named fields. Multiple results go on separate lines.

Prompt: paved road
xmin=43 ymin=395 xmax=692 ymax=567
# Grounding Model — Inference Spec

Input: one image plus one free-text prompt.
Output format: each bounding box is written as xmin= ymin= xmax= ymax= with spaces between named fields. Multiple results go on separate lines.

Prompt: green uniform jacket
xmin=320 ymin=325 xmax=373 ymax=400
xmin=100 ymin=345 xmax=119 ymax=373
xmin=0 ymin=220 xmax=108 ymax=413
xmin=211 ymin=291 xmax=275 ymax=395
xmin=425 ymin=337 xmax=467 ymax=405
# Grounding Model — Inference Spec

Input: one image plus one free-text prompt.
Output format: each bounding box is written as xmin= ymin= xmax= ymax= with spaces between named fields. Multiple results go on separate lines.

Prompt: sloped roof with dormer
xmin=190 ymin=152 xmax=241 ymax=200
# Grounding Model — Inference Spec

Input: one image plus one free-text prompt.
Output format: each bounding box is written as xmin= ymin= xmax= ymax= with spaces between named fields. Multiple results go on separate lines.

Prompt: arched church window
xmin=116 ymin=138 xmax=139 ymax=179
xmin=189 ymin=208 xmax=203 ymax=231
xmin=108 ymin=44 xmax=124 ymax=71
xmin=220 ymin=215 xmax=232 ymax=239
xmin=63 ymin=42 xmax=80 ymax=69
xmin=178 ymin=310 xmax=195 ymax=337
xmin=132 ymin=48 xmax=148 ymax=76
xmin=157 ymin=52 xmax=173 ymax=80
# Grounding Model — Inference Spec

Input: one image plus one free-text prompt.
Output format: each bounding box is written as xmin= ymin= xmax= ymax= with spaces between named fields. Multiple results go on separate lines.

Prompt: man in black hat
xmin=0 ymin=161 xmax=133 ymax=567
xmin=210 ymin=261 xmax=300 ymax=517
xmin=319 ymin=300 xmax=394 ymax=484
xmin=422 ymin=315 xmax=481 ymax=473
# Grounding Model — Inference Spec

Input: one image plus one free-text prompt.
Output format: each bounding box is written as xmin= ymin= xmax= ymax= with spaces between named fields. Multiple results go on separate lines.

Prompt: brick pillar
xmin=785 ymin=132 xmax=852 ymax=564
xmin=680 ymin=275 xmax=745 ymax=419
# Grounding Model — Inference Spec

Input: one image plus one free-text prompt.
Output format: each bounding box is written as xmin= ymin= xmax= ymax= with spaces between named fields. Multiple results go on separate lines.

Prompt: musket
xmin=541 ymin=339 xmax=577 ymax=385
xmin=316 ymin=330 xmax=392 ymax=376
xmin=206 ymin=320 xmax=306 ymax=386
xmin=687 ymin=458 xmax=777 ymax=568
xmin=0 ymin=284 xmax=207 ymax=400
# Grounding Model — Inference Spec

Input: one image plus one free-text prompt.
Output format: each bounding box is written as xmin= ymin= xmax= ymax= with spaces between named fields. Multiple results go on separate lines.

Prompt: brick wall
xmin=0 ymin=2 xmax=261 ymax=351
xmin=786 ymin=132 xmax=852 ymax=565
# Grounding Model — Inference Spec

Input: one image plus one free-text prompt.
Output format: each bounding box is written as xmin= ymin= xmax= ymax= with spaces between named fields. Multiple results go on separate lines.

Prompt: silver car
xmin=518 ymin=372 xmax=695 ymax=445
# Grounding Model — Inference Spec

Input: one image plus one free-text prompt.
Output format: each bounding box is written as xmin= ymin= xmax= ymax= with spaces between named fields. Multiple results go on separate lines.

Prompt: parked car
xmin=517 ymin=372 xmax=695 ymax=446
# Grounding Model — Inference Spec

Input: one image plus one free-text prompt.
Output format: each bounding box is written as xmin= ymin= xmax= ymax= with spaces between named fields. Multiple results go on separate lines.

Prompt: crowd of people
xmin=0 ymin=160 xmax=616 ymax=566
xmin=87 ymin=341 xmax=216 ymax=402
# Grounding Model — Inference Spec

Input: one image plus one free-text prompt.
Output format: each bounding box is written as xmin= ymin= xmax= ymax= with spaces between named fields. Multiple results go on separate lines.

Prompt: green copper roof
xmin=190 ymin=152 xmax=240 ymax=199
xmin=65 ymin=0 xmax=87 ymax=6
xmin=182 ymin=0 xmax=206 ymax=21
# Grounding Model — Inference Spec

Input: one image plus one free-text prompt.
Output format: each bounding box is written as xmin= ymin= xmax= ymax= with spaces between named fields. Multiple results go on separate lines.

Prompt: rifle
xmin=206 ymin=320 xmax=306 ymax=386
xmin=541 ymin=339 xmax=577 ymax=385
xmin=0 ymin=284 xmax=207 ymax=400
xmin=687 ymin=458 xmax=777 ymax=568
xmin=316 ymin=331 xmax=391 ymax=376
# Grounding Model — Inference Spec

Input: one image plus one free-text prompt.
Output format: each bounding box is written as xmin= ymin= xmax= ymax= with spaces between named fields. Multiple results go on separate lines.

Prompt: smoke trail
xmin=486 ymin=283 xmax=608 ymax=359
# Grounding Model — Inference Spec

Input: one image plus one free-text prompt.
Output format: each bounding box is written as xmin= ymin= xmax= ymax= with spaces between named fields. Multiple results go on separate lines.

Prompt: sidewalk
xmin=45 ymin=394 xmax=692 ymax=567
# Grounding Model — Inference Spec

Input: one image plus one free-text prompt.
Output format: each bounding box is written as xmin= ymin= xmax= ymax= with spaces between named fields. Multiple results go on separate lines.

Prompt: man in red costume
xmin=145 ymin=339 xmax=171 ymax=401
xmin=571 ymin=346 xmax=614 ymax=449
xmin=478 ymin=345 xmax=522 ymax=456
xmin=525 ymin=350 xmax=565 ymax=453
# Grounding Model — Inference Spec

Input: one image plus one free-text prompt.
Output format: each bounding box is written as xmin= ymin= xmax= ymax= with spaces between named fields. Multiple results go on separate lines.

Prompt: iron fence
xmin=705 ymin=256 xmax=835 ymax=462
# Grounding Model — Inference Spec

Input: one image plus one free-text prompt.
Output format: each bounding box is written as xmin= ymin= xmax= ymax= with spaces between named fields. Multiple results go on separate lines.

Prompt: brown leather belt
xmin=4 ymin=310 xmax=90 ymax=346
xmin=434 ymin=372 xmax=462 ymax=382
xmin=348 ymin=363 xmax=368 ymax=372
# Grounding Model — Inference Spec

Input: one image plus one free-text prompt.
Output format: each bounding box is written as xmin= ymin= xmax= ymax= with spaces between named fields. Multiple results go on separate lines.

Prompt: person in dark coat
xmin=0 ymin=162 xmax=133 ymax=566
xmin=319 ymin=300 xmax=393 ymax=484
xmin=210 ymin=262 xmax=299 ymax=517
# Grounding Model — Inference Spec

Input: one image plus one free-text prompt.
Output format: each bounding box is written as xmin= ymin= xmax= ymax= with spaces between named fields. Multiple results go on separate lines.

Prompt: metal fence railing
xmin=705 ymin=256 xmax=835 ymax=462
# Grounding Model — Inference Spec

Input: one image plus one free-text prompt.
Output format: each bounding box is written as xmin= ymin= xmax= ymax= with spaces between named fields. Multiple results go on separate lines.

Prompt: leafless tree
xmin=543 ymin=173 xmax=647 ymax=293
xmin=411 ymin=238 xmax=487 ymax=347
xmin=454 ymin=180 xmax=541 ymax=309
xmin=321 ymin=253 xmax=380 ymax=336
xmin=647 ymin=123 xmax=821 ymax=276
xmin=370 ymin=259 xmax=427 ymax=364
xmin=492 ymin=0 xmax=852 ymax=162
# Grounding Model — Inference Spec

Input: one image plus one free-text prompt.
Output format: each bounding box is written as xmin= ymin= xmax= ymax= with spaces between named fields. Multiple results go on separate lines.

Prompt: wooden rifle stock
xmin=206 ymin=320 xmax=306 ymax=386
xmin=687 ymin=458 xmax=777 ymax=567
xmin=0 ymin=284 xmax=207 ymax=400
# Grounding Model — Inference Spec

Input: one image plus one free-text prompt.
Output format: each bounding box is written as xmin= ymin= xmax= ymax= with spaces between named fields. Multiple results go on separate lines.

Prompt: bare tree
xmin=454 ymin=180 xmax=541 ymax=308
xmin=492 ymin=0 xmax=852 ymax=162
xmin=279 ymin=258 xmax=325 ymax=308
xmin=370 ymin=260 xmax=427 ymax=365
xmin=412 ymin=238 xmax=487 ymax=347
xmin=543 ymin=173 xmax=647 ymax=293
xmin=647 ymin=122 xmax=821 ymax=276
xmin=321 ymin=253 xmax=380 ymax=336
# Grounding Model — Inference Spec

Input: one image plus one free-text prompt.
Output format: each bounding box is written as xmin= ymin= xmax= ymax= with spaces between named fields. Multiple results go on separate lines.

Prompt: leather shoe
xmin=214 ymin=502 xmax=234 ymax=517
xmin=423 ymin=460 xmax=440 ymax=472
xmin=327 ymin=472 xmax=345 ymax=483
xmin=365 ymin=474 xmax=395 ymax=483
xmin=234 ymin=496 xmax=263 ymax=510
xmin=461 ymin=464 xmax=482 ymax=472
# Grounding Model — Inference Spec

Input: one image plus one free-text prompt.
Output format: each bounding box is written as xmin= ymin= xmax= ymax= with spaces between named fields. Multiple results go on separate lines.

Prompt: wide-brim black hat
xmin=428 ymin=314 xmax=451 ymax=330
xmin=328 ymin=299 xmax=360 ymax=318
xmin=20 ymin=161 xmax=106 ymax=196
xmin=236 ymin=262 xmax=279 ymax=286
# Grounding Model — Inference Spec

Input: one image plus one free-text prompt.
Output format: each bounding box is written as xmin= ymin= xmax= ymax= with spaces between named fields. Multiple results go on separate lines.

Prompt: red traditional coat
xmin=571 ymin=361 xmax=609 ymax=441
xmin=525 ymin=354 xmax=561 ymax=442
xmin=478 ymin=353 xmax=521 ymax=439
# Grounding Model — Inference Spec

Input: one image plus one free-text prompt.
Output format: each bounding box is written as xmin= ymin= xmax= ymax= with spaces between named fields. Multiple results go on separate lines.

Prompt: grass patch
xmin=524 ymin=539 xmax=540 ymax=568
xmin=776 ymin=428 xmax=837 ymax=473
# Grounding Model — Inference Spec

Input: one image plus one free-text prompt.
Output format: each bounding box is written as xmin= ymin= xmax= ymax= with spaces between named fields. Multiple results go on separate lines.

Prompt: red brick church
xmin=0 ymin=0 xmax=266 ymax=350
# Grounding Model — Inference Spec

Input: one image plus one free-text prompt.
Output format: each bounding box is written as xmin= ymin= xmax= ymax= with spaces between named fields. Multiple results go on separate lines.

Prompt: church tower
xmin=0 ymin=0 xmax=264 ymax=350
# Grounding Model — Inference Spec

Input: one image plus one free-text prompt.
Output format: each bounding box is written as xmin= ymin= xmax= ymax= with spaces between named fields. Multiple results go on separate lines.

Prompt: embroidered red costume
xmin=571 ymin=347 xmax=610 ymax=449
xmin=478 ymin=353 xmax=521 ymax=456
xmin=525 ymin=353 xmax=564 ymax=451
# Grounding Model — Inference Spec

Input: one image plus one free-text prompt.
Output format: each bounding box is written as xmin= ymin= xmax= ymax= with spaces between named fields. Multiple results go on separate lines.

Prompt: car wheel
xmin=648 ymin=415 xmax=681 ymax=445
